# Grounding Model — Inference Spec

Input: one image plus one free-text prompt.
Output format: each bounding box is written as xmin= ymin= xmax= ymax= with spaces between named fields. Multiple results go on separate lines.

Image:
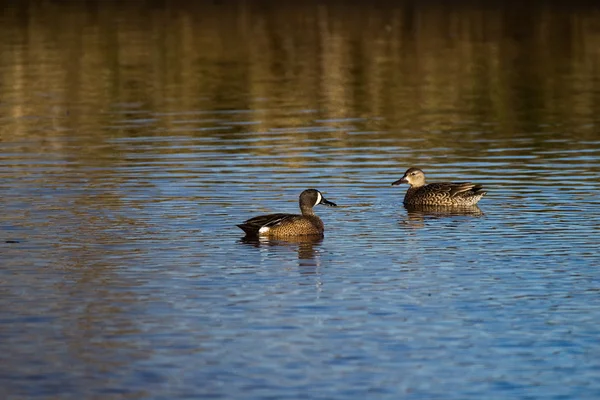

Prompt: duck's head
xmin=392 ymin=167 xmax=426 ymax=187
xmin=301 ymin=189 xmax=337 ymax=208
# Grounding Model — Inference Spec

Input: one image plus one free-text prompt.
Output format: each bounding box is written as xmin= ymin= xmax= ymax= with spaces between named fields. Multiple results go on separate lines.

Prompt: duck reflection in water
xmin=239 ymin=235 xmax=323 ymax=274
xmin=402 ymin=204 xmax=484 ymax=229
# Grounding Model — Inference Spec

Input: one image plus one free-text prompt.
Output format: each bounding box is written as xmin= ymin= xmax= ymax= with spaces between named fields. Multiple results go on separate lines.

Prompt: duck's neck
xmin=300 ymin=206 xmax=316 ymax=216
xmin=405 ymin=185 xmax=422 ymax=197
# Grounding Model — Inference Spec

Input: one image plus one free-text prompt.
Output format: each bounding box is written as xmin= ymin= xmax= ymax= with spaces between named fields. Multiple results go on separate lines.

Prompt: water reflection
xmin=405 ymin=204 xmax=484 ymax=217
xmin=1 ymin=1 xmax=600 ymax=399
xmin=402 ymin=204 xmax=484 ymax=228
xmin=1 ymin=0 xmax=599 ymax=144
xmin=240 ymin=236 xmax=323 ymax=272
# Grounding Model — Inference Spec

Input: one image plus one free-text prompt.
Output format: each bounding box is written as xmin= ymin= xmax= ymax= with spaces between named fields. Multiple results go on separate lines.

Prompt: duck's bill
xmin=391 ymin=177 xmax=408 ymax=186
xmin=321 ymin=198 xmax=337 ymax=207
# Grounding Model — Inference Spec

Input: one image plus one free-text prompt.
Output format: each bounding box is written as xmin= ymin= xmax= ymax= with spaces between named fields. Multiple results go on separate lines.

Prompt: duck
xmin=237 ymin=189 xmax=337 ymax=237
xmin=392 ymin=167 xmax=486 ymax=206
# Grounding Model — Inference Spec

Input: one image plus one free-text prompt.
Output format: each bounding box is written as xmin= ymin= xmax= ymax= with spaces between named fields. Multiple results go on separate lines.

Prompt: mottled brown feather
xmin=237 ymin=213 xmax=324 ymax=237
xmin=393 ymin=168 xmax=486 ymax=206
xmin=237 ymin=189 xmax=336 ymax=237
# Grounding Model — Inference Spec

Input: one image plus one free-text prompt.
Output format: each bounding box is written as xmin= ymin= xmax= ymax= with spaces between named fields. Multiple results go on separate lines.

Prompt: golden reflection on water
xmin=0 ymin=0 xmax=599 ymax=143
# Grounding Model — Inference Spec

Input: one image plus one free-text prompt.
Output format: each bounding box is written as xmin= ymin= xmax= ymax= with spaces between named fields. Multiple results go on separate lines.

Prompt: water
xmin=1 ymin=1 xmax=600 ymax=399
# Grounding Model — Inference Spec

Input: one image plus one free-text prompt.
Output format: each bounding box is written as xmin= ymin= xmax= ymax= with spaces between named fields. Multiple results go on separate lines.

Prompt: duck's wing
xmin=428 ymin=182 xmax=485 ymax=197
xmin=237 ymin=213 xmax=298 ymax=233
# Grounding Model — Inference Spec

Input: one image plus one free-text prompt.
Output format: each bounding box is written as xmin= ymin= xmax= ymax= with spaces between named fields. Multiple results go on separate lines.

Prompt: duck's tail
xmin=236 ymin=224 xmax=257 ymax=237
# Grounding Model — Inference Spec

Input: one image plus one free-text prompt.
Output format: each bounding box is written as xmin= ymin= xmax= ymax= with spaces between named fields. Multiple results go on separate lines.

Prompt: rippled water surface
xmin=1 ymin=1 xmax=600 ymax=399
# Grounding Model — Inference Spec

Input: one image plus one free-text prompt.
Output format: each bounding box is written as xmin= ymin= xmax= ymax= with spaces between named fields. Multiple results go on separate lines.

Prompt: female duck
xmin=237 ymin=189 xmax=337 ymax=237
xmin=392 ymin=167 xmax=486 ymax=206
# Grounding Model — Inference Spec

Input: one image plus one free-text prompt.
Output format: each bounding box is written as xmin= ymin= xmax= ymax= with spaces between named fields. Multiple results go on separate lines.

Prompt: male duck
xmin=237 ymin=189 xmax=337 ymax=237
xmin=392 ymin=167 xmax=486 ymax=206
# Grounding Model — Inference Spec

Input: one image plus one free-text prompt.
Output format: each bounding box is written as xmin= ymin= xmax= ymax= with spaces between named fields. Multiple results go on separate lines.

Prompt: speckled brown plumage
xmin=237 ymin=189 xmax=337 ymax=237
xmin=392 ymin=167 xmax=486 ymax=206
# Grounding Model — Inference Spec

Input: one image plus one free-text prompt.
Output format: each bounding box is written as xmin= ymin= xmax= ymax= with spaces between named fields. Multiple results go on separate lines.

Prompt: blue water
xmin=1 ymin=1 xmax=600 ymax=399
